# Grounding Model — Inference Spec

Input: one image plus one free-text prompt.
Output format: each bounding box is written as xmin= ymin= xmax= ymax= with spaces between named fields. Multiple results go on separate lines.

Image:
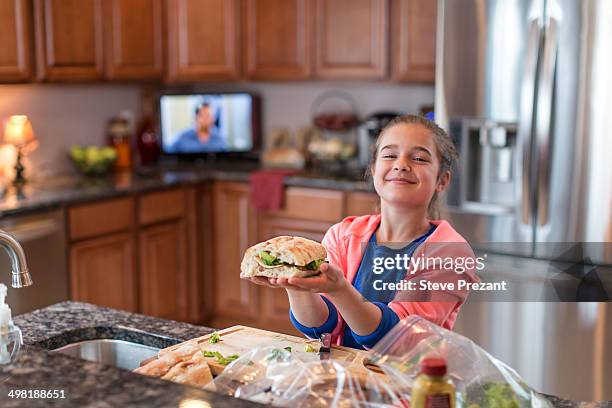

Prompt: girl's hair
xmin=366 ymin=114 xmax=458 ymax=219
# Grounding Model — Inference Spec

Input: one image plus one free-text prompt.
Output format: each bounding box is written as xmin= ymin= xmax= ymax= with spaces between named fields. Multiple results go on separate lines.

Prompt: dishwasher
xmin=0 ymin=209 xmax=69 ymax=315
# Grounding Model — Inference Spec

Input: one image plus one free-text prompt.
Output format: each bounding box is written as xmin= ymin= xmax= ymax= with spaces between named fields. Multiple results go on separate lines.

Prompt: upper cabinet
xmin=243 ymin=0 xmax=313 ymax=80
xmin=4 ymin=0 xmax=435 ymax=83
xmin=34 ymin=0 xmax=104 ymax=81
xmin=314 ymin=0 xmax=387 ymax=79
xmin=391 ymin=0 xmax=437 ymax=82
xmin=103 ymin=0 xmax=163 ymax=80
xmin=166 ymin=0 xmax=240 ymax=82
xmin=0 ymin=0 xmax=32 ymax=82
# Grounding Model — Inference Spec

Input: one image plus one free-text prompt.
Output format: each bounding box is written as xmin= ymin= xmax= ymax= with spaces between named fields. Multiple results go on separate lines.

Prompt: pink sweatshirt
xmin=321 ymin=214 xmax=479 ymax=346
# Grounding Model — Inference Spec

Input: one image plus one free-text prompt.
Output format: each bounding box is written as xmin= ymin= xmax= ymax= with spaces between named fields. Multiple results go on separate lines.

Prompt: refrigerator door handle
xmin=516 ymin=19 xmax=542 ymax=228
xmin=535 ymin=17 xmax=560 ymax=228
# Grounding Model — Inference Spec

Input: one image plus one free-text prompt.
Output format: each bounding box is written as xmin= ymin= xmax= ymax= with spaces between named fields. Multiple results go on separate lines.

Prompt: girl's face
xmin=371 ymin=123 xmax=450 ymax=210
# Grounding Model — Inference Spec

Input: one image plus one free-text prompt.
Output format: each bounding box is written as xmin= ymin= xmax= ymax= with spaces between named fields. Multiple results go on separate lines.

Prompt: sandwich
xmin=240 ymin=236 xmax=327 ymax=279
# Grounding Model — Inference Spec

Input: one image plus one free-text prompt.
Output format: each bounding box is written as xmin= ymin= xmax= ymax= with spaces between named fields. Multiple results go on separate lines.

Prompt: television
xmin=159 ymin=92 xmax=260 ymax=157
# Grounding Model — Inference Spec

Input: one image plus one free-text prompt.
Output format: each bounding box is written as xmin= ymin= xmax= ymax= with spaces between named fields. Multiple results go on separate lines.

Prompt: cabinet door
xmin=103 ymin=0 xmax=163 ymax=80
xmin=346 ymin=192 xmax=379 ymax=216
xmin=257 ymin=216 xmax=333 ymax=335
xmin=70 ymin=232 xmax=137 ymax=312
xmin=314 ymin=0 xmax=387 ymax=79
xmin=34 ymin=0 xmax=104 ymax=81
xmin=0 ymin=0 xmax=32 ymax=82
xmin=166 ymin=0 xmax=240 ymax=82
xmin=243 ymin=0 xmax=313 ymax=80
xmin=139 ymin=220 xmax=189 ymax=321
xmin=391 ymin=0 xmax=436 ymax=82
xmin=211 ymin=182 xmax=259 ymax=327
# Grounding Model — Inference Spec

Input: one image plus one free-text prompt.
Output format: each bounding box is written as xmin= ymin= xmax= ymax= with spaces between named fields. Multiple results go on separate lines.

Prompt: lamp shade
xmin=3 ymin=115 xmax=35 ymax=147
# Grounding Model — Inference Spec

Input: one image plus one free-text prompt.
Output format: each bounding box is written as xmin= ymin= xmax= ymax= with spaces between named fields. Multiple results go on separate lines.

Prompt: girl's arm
xmin=286 ymin=290 xmax=329 ymax=327
xmin=323 ymin=277 xmax=382 ymax=336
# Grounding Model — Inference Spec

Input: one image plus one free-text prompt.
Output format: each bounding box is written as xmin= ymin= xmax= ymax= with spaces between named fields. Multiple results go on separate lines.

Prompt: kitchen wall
xmin=190 ymin=81 xmax=434 ymax=136
xmin=0 ymin=84 xmax=143 ymax=180
xmin=0 ymin=82 xmax=433 ymax=180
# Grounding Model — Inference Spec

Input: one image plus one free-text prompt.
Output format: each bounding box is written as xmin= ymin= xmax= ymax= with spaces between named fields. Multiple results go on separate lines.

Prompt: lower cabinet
xmin=210 ymin=182 xmax=260 ymax=328
xmin=68 ymin=187 xmax=198 ymax=323
xmin=139 ymin=220 xmax=188 ymax=321
xmin=70 ymin=232 xmax=137 ymax=312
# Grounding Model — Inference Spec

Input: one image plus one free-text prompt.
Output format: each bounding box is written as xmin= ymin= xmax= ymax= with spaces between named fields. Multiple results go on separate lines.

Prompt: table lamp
xmin=2 ymin=115 xmax=37 ymax=186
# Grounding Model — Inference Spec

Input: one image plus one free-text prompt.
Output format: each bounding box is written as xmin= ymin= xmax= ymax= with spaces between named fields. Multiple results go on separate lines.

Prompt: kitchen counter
xmin=0 ymin=161 xmax=373 ymax=218
xmin=1 ymin=302 xmax=262 ymax=407
xmin=1 ymin=302 xmax=609 ymax=407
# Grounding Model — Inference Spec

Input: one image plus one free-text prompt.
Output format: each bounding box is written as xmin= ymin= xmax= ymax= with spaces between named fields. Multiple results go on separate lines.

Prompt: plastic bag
xmin=208 ymin=316 xmax=552 ymax=408
xmin=208 ymin=346 xmax=407 ymax=407
xmin=368 ymin=316 xmax=552 ymax=408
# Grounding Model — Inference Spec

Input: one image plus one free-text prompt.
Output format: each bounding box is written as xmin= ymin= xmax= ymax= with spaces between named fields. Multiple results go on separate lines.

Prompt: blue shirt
xmin=170 ymin=126 xmax=226 ymax=153
xmin=290 ymin=224 xmax=436 ymax=349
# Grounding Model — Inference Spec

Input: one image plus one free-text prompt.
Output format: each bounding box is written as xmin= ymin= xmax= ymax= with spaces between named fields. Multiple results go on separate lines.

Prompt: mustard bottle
xmin=411 ymin=357 xmax=456 ymax=408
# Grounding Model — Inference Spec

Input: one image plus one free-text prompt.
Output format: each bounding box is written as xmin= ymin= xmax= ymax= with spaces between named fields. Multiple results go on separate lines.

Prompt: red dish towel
xmin=249 ymin=169 xmax=298 ymax=211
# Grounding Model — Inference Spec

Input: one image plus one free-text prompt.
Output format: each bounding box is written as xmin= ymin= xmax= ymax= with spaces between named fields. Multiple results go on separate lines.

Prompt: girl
xmin=244 ymin=115 xmax=479 ymax=349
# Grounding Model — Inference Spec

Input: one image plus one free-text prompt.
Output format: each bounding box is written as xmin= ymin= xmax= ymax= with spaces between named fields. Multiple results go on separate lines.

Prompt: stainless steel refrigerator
xmin=435 ymin=0 xmax=612 ymax=401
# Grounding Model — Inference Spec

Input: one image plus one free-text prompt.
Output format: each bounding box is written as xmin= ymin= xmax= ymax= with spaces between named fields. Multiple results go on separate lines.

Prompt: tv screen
xmin=160 ymin=93 xmax=255 ymax=155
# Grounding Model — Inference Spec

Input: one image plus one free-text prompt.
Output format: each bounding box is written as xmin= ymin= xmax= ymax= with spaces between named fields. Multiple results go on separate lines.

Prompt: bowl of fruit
xmin=69 ymin=145 xmax=117 ymax=176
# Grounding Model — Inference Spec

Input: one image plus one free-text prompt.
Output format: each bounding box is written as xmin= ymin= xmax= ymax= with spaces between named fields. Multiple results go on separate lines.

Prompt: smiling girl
xmin=244 ymin=115 xmax=479 ymax=349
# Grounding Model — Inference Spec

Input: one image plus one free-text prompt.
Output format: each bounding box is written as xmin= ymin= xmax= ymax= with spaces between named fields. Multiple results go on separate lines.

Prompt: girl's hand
xmin=274 ymin=263 xmax=348 ymax=294
xmin=241 ymin=276 xmax=283 ymax=289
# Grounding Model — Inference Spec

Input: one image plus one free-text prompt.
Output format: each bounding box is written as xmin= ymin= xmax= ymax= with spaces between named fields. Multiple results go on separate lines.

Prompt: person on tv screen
xmin=171 ymin=102 xmax=226 ymax=152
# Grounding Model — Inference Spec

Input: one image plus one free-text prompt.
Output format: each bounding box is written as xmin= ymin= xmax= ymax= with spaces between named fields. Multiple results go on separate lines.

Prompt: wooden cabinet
xmin=346 ymin=192 xmax=379 ymax=216
xmin=139 ymin=220 xmax=188 ymax=321
xmin=0 ymin=0 xmax=32 ymax=82
xmin=67 ymin=188 xmax=200 ymax=322
xmin=34 ymin=0 xmax=104 ymax=81
xmin=314 ymin=0 xmax=387 ymax=79
xmin=166 ymin=0 xmax=240 ymax=82
xmin=263 ymin=187 xmax=344 ymax=223
xmin=103 ymin=0 xmax=163 ymax=80
xmin=138 ymin=188 xmax=197 ymax=322
xmin=210 ymin=182 xmax=259 ymax=328
xmin=69 ymin=197 xmax=134 ymax=241
xmin=243 ymin=0 xmax=313 ymax=80
xmin=391 ymin=0 xmax=437 ymax=82
xmin=68 ymin=197 xmax=136 ymax=311
xmin=70 ymin=232 xmax=137 ymax=312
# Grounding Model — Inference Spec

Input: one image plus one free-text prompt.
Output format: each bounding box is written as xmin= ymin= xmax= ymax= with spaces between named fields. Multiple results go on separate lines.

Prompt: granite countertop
xmin=0 ymin=161 xmax=373 ymax=218
xmin=1 ymin=302 xmax=609 ymax=408
xmin=0 ymin=302 xmax=263 ymax=407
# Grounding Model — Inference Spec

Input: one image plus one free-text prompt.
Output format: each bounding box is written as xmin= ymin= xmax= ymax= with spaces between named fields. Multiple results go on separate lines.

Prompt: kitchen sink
xmin=52 ymin=339 xmax=160 ymax=370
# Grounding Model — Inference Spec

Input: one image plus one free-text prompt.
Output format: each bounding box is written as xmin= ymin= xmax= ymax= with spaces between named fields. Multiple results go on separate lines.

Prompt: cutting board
xmin=147 ymin=325 xmax=374 ymax=376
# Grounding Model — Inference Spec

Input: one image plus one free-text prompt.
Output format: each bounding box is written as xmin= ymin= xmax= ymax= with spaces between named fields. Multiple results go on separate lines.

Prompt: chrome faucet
xmin=0 ymin=229 xmax=33 ymax=288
